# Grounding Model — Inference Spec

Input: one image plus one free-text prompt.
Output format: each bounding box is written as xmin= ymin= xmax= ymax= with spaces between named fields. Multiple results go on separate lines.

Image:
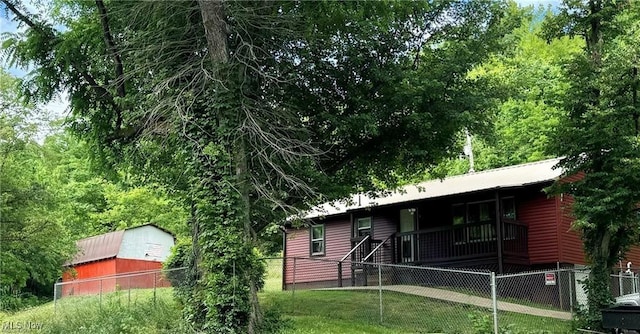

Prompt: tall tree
xmin=0 ymin=69 xmax=74 ymax=310
xmin=543 ymin=0 xmax=640 ymax=327
xmin=1 ymin=0 xmax=517 ymax=331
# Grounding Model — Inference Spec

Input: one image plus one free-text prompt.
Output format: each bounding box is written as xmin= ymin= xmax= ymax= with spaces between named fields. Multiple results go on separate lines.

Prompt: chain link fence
xmin=279 ymin=257 xmax=629 ymax=333
xmin=53 ymin=258 xmax=640 ymax=333
xmin=494 ymin=269 xmax=574 ymax=333
xmin=53 ymin=267 xmax=188 ymax=312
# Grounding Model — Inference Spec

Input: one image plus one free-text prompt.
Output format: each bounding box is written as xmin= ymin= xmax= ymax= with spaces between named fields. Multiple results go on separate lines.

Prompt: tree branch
xmin=95 ymin=0 xmax=125 ymax=130
xmin=1 ymin=0 xmax=134 ymax=142
xmin=0 ymin=0 xmax=43 ymax=33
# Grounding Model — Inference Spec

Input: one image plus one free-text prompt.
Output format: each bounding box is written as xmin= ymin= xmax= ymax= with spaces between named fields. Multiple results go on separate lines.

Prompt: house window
xmin=310 ymin=225 xmax=325 ymax=256
xmin=452 ymin=204 xmax=465 ymax=225
xmin=356 ymin=217 xmax=372 ymax=237
xmin=501 ymin=197 xmax=516 ymax=220
xmin=501 ymin=197 xmax=517 ymax=240
xmin=468 ymin=201 xmax=496 ymax=224
xmin=452 ymin=204 xmax=466 ymax=244
xmin=453 ymin=201 xmax=496 ymax=243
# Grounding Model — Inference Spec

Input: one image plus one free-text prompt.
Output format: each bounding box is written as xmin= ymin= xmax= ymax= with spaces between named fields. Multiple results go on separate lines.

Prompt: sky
xmin=0 ymin=0 xmax=564 ymax=127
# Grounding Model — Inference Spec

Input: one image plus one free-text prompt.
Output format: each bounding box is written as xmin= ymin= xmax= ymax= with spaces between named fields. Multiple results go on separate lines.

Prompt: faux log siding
xmin=557 ymin=195 xmax=586 ymax=265
xmin=284 ymin=219 xmax=352 ymax=285
xmin=558 ymin=193 xmax=640 ymax=266
xmin=520 ymin=195 xmax=559 ymax=264
xmin=623 ymin=246 xmax=640 ymax=266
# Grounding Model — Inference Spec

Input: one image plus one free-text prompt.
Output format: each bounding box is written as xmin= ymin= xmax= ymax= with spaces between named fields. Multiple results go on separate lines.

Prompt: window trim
xmin=310 ymin=224 xmax=325 ymax=256
xmin=501 ymin=196 xmax=518 ymax=240
xmin=452 ymin=200 xmax=497 ymax=244
xmin=355 ymin=217 xmax=372 ymax=237
xmin=501 ymin=196 xmax=517 ymax=221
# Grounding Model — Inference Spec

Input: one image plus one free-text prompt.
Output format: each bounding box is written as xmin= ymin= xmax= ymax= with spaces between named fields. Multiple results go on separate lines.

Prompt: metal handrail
xmin=340 ymin=234 xmax=371 ymax=262
xmin=362 ymin=234 xmax=394 ymax=262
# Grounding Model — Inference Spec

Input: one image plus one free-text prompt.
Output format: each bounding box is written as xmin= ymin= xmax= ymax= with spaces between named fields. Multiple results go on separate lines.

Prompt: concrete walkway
xmin=318 ymin=285 xmax=572 ymax=320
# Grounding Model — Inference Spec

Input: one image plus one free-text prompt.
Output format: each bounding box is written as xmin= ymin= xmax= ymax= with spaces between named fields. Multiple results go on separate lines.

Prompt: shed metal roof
xmin=65 ymin=223 xmax=175 ymax=266
xmin=303 ymin=158 xmax=563 ymax=220
xmin=66 ymin=230 xmax=125 ymax=266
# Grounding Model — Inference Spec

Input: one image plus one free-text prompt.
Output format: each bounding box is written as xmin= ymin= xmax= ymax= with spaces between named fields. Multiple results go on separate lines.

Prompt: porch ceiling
xmin=303 ymin=158 xmax=563 ymax=220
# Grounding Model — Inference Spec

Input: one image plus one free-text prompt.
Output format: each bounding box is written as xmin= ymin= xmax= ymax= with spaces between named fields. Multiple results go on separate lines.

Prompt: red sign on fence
xmin=544 ymin=272 xmax=556 ymax=286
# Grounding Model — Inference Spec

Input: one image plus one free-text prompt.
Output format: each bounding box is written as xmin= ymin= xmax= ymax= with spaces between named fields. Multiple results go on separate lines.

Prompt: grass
xmin=0 ymin=288 xmax=188 ymax=334
xmin=263 ymin=257 xmax=283 ymax=292
xmin=0 ymin=259 xmax=573 ymax=333
xmin=260 ymin=289 xmax=572 ymax=333
xmin=260 ymin=258 xmax=572 ymax=333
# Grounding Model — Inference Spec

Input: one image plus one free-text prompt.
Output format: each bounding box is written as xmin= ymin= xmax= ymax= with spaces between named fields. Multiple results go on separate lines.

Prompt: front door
xmin=399 ymin=208 xmax=417 ymax=262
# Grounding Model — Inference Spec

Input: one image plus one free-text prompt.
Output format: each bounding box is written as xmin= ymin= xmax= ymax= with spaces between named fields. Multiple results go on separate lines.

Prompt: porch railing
xmin=394 ymin=221 xmax=528 ymax=265
xmin=337 ymin=235 xmax=370 ymax=287
xmin=363 ymin=234 xmax=395 ymax=262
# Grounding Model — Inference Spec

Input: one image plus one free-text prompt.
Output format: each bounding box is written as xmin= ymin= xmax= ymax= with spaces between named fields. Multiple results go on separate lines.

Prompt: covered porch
xmin=348 ymin=219 xmax=528 ymax=274
xmin=393 ymin=219 xmax=529 ymax=271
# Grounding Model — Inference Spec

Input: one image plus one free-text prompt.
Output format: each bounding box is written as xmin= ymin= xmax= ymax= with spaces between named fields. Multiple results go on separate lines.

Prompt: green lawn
xmin=260 ymin=258 xmax=572 ymax=333
xmin=260 ymin=289 xmax=571 ymax=334
xmin=0 ymin=259 xmax=573 ymax=333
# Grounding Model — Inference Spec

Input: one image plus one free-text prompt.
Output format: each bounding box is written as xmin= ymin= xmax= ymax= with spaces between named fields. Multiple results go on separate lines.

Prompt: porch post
xmin=495 ymin=190 xmax=504 ymax=274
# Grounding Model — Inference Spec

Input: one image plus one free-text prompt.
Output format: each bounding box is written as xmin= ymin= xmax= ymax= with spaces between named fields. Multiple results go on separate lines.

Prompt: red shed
xmin=62 ymin=224 xmax=175 ymax=296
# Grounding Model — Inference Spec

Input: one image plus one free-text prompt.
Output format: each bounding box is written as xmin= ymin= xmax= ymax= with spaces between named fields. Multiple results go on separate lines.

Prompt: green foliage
xmin=0 ymin=66 xmax=187 ymax=310
xmin=0 ymin=69 xmax=75 ymax=310
xmin=469 ymin=311 xmax=495 ymax=334
xmin=2 ymin=291 xmax=192 ymax=334
xmin=405 ymin=7 xmax=583 ymax=180
xmin=280 ymin=1 xmax=523 ymax=190
xmin=543 ymin=0 xmax=640 ymax=329
xmin=468 ymin=311 xmax=555 ymax=334
xmin=1 ymin=0 xmax=519 ymax=331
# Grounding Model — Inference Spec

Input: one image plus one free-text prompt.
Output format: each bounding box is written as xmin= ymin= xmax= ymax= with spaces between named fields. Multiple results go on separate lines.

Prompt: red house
xmin=283 ymin=158 xmax=640 ymax=289
xmin=62 ymin=224 xmax=175 ymax=296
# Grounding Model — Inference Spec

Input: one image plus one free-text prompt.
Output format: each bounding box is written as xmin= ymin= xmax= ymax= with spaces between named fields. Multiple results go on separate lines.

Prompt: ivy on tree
xmin=1 ymin=0 xmax=518 ymax=331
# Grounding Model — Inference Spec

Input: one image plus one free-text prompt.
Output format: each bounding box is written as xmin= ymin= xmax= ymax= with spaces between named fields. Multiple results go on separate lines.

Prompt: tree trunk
xmin=198 ymin=1 xmax=263 ymax=332
xmin=235 ymin=136 xmax=263 ymax=334
xmin=198 ymin=0 xmax=228 ymax=64
xmin=586 ymin=230 xmax=614 ymax=327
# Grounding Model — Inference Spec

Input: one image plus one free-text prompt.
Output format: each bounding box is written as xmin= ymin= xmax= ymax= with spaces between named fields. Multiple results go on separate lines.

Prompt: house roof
xmin=65 ymin=223 xmax=174 ymax=266
xmin=303 ymin=158 xmax=563 ymax=220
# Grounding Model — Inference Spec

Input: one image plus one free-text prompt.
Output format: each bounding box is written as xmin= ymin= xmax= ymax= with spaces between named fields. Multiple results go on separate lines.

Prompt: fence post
xmin=378 ymin=264 xmax=383 ymax=324
xmin=128 ymin=276 xmax=131 ymax=307
xmin=491 ymin=272 xmax=498 ymax=334
xmin=53 ymin=282 xmax=58 ymax=313
xmin=100 ymin=279 xmax=103 ymax=310
xmin=338 ymin=261 xmax=343 ymax=287
xmin=557 ymin=263 xmax=564 ymax=310
xmin=153 ymin=272 xmax=157 ymax=305
xmin=292 ymin=257 xmax=297 ymax=298
xmin=569 ymin=269 xmax=574 ymax=311
xmin=619 ymin=271 xmax=624 ymax=296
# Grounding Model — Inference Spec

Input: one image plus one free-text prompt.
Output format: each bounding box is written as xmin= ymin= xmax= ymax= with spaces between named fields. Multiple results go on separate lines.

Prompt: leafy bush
xmin=468 ymin=312 xmax=555 ymax=334
xmin=0 ymin=292 xmax=47 ymax=312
